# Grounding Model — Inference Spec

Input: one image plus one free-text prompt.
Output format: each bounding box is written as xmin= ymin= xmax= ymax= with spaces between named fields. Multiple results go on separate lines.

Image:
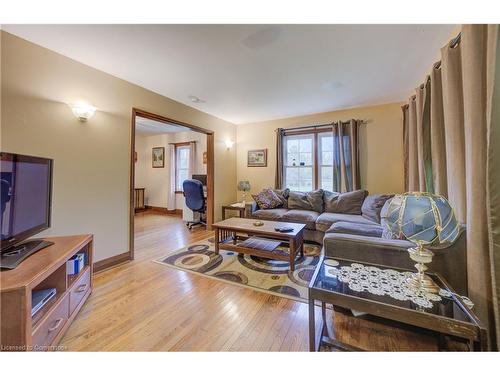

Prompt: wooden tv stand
xmin=1 ymin=234 xmax=93 ymax=351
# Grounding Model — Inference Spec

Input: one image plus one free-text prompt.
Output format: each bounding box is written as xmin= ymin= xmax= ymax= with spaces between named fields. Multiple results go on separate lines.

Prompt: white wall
xmin=1 ymin=31 xmax=237 ymax=263
xmin=134 ymin=134 xmax=171 ymax=208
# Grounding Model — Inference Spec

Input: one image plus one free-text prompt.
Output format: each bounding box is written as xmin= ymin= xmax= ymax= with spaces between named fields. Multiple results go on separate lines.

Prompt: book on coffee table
xmin=239 ymin=237 xmax=281 ymax=252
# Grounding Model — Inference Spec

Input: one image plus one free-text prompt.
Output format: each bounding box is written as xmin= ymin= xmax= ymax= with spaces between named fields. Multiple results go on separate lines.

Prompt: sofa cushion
xmin=288 ymin=190 xmax=323 ymax=212
xmin=272 ymin=188 xmax=290 ymax=209
xmin=324 ymin=189 xmax=368 ymax=214
xmin=316 ymin=212 xmax=377 ymax=232
xmin=326 ymin=222 xmax=383 ymax=237
xmin=361 ymin=194 xmax=394 ymax=223
xmin=252 ymin=208 xmax=289 ymax=221
xmin=252 ymin=189 xmax=283 ymax=209
xmin=281 ymin=209 xmax=320 ymax=230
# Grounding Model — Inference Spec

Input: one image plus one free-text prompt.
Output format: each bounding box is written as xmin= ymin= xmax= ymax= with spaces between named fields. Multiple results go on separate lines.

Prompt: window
xmin=175 ymin=145 xmax=190 ymax=191
xmin=283 ymin=134 xmax=314 ymax=192
xmin=282 ymin=129 xmax=349 ymax=192
xmin=318 ymin=133 xmax=335 ymax=191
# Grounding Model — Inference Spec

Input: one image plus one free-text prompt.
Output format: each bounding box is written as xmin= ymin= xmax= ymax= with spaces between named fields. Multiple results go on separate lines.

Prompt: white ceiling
xmin=135 ymin=116 xmax=189 ymax=136
xmin=3 ymin=24 xmax=458 ymax=124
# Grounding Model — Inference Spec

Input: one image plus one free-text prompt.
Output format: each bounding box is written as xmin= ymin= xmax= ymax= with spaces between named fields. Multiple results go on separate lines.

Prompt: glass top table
xmin=308 ymin=256 xmax=487 ymax=351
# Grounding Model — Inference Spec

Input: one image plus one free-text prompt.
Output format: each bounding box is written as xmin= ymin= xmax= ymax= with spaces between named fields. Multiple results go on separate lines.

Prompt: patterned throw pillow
xmin=252 ymin=189 xmax=283 ymax=209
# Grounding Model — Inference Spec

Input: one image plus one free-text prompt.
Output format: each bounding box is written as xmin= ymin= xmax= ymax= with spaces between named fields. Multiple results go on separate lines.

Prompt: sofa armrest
xmin=250 ymin=201 xmax=259 ymax=214
xmin=323 ymin=233 xmax=414 ymax=258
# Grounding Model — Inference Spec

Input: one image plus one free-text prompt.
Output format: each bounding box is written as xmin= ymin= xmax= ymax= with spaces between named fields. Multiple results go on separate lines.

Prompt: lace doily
xmin=325 ymin=262 xmax=442 ymax=309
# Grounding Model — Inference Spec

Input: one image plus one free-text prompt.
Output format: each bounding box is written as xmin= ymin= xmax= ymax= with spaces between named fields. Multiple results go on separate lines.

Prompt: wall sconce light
xmin=225 ymin=140 xmax=234 ymax=150
xmin=70 ymin=102 xmax=97 ymax=122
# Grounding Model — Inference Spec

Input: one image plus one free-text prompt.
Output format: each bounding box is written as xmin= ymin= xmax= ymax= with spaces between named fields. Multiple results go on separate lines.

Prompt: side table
xmin=308 ymin=256 xmax=488 ymax=351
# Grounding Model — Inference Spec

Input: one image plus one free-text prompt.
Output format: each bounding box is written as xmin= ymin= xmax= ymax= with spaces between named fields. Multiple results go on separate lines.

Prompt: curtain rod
xmin=278 ymin=119 xmax=368 ymax=132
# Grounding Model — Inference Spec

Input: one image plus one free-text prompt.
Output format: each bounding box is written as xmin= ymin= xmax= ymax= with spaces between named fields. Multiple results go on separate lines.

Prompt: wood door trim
xmin=93 ymin=252 xmax=131 ymax=273
xmin=129 ymin=108 xmax=215 ymax=262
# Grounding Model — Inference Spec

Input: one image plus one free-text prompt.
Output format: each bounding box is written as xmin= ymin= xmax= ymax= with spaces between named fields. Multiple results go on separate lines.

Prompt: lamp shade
xmin=237 ymin=180 xmax=251 ymax=191
xmin=384 ymin=192 xmax=460 ymax=246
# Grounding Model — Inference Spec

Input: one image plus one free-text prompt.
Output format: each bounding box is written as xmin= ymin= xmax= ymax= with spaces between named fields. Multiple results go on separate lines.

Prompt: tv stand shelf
xmin=1 ymin=234 xmax=93 ymax=351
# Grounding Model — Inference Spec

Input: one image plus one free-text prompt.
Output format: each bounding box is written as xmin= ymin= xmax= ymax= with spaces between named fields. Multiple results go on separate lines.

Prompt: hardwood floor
xmin=60 ymin=210 xmax=438 ymax=351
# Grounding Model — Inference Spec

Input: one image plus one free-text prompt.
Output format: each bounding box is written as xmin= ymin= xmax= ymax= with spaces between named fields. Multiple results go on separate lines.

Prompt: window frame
xmin=281 ymin=127 xmax=345 ymax=191
xmin=282 ymin=133 xmax=315 ymax=192
xmin=175 ymin=144 xmax=191 ymax=193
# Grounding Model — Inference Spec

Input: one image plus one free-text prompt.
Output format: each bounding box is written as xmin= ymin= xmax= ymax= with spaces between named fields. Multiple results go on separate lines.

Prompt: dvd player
xmin=31 ymin=288 xmax=57 ymax=316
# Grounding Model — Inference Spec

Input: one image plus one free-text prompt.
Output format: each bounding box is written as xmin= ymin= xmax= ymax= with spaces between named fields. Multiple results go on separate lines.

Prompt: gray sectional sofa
xmin=250 ymin=188 xmax=467 ymax=294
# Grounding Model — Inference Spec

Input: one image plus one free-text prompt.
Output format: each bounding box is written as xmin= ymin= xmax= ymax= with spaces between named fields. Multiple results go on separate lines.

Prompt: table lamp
xmin=237 ymin=180 xmax=251 ymax=205
xmin=384 ymin=192 xmax=460 ymax=293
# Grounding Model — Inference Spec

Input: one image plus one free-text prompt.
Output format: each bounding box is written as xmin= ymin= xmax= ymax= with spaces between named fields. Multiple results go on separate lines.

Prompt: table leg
xmin=214 ymin=227 xmax=220 ymax=255
xmin=289 ymin=238 xmax=296 ymax=271
xmin=309 ymin=296 xmax=316 ymax=351
xmin=298 ymin=233 xmax=304 ymax=258
xmin=321 ymin=301 xmax=328 ymax=338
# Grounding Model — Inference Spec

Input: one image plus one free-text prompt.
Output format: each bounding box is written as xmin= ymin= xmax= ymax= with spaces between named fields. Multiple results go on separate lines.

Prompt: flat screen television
xmin=0 ymin=152 xmax=54 ymax=269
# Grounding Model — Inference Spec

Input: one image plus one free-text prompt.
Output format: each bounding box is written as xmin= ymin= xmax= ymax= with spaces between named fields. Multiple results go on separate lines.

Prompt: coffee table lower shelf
xmin=214 ymin=229 xmax=304 ymax=271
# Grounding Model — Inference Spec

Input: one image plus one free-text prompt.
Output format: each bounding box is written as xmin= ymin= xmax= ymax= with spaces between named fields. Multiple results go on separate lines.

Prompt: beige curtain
xmin=487 ymin=24 xmax=500 ymax=353
xmin=167 ymin=145 xmax=176 ymax=210
xmin=275 ymin=128 xmax=285 ymax=189
xmin=402 ymin=24 xmax=499 ymax=349
xmin=188 ymin=141 xmax=196 ymax=179
xmin=429 ymin=64 xmax=448 ymax=197
xmin=402 ymin=104 xmax=409 ymax=191
xmin=406 ymin=98 xmax=419 ymax=191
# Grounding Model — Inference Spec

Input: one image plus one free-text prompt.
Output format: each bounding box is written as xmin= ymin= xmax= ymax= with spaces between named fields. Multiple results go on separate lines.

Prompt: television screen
xmin=0 ymin=153 xmax=52 ymax=250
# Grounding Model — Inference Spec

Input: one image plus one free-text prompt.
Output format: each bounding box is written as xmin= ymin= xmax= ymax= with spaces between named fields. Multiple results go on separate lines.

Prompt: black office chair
xmin=183 ymin=179 xmax=206 ymax=230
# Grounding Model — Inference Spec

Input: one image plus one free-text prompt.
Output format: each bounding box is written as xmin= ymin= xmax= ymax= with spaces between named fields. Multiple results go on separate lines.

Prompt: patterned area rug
xmin=154 ymin=237 xmax=321 ymax=302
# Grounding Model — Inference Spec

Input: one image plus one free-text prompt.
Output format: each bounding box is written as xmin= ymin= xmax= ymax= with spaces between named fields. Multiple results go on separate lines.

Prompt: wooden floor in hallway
xmin=60 ymin=210 xmax=439 ymax=351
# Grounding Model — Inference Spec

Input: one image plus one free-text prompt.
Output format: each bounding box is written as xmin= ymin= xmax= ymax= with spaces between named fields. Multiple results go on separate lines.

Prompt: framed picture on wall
xmin=247 ymin=149 xmax=267 ymax=167
xmin=152 ymin=147 xmax=165 ymax=168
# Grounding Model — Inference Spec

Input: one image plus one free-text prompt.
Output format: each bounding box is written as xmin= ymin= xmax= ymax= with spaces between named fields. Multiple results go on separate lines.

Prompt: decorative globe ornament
xmin=384 ymin=192 xmax=460 ymax=294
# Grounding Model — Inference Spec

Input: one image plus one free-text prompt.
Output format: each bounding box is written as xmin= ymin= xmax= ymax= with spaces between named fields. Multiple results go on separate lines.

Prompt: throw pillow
xmin=323 ymin=191 xmax=340 ymax=212
xmin=271 ymin=188 xmax=290 ymax=209
xmin=288 ymin=190 xmax=323 ymax=212
xmin=361 ymin=194 xmax=394 ymax=223
xmin=324 ymin=189 xmax=368 ymax=214
xmin=252 ymin=189 xmax=283 ymax=210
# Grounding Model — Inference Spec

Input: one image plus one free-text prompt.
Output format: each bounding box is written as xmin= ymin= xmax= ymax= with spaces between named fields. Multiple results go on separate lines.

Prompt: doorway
xmin=129 ymin=108 xmax=214 ymax=260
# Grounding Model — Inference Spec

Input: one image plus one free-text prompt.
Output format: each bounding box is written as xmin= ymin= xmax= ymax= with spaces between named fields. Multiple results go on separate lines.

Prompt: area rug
xmin=153 ymin=237 xmax=321 ymax=303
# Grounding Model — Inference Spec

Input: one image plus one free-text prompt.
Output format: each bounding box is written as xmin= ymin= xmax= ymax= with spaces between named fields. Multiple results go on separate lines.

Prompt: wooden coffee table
xmin=212 ymin=217 xmax=305 ymax=271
